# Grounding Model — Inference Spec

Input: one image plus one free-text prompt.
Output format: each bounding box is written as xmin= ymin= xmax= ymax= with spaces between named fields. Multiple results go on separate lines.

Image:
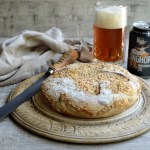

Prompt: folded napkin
xmin=0 ymin=28 xmax=93 ymax=86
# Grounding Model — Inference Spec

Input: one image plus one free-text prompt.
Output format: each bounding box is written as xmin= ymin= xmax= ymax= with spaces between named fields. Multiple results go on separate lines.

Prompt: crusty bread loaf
xmin=41 ymin=62 xmax=141 ymax=118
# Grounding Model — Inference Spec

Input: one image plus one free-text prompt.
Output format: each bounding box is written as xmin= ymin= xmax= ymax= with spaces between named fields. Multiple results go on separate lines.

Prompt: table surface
xmin=0 ymin=38 xmax=150 ymax=150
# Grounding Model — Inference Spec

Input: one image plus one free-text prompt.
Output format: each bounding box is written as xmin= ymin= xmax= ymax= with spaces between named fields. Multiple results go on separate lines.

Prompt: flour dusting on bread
xmin=41 ymin=62 xmax=141 ymax=118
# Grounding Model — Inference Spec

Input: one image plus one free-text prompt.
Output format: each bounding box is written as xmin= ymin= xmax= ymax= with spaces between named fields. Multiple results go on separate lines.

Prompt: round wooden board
xmin=8 ymin=73 xmax=150 ymax=144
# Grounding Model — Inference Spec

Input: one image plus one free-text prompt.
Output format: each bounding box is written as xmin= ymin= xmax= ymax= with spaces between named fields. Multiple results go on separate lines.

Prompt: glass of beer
xmin=93 ymin=2 xmax=127 ymax=65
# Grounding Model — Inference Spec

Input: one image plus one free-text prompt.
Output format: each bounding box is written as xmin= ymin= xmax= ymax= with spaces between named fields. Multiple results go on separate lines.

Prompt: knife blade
xmin=0 ymin=49 xmax=78 ymax=121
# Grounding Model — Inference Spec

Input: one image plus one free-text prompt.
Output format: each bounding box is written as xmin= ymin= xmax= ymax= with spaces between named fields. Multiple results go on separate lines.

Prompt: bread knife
xmin=0 ymin=49 xmax=78 ymax=121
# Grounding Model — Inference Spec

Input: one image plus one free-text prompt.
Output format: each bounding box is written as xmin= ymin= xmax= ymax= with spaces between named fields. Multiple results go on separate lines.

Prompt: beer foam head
xmin=95 ymin=5 xmax=127 ymax=29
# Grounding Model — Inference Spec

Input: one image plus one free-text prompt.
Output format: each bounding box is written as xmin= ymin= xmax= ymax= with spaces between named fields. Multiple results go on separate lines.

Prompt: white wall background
xmin=0 ymin=0 xmax=150 ymax=38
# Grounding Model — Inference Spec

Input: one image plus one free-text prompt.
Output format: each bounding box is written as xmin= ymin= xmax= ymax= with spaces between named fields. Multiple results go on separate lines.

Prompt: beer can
xmin=127 ymin=21 xmax=150 ymax=78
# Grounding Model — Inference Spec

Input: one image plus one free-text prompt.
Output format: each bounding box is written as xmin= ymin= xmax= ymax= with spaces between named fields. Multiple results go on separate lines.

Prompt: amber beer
xmin=93 ymin=4 xmax=127 ymax=63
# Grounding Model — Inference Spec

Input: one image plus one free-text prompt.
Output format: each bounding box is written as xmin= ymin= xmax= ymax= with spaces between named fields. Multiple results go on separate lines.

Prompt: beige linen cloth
xmin=0 ymin=28 xmax=93 ymax=86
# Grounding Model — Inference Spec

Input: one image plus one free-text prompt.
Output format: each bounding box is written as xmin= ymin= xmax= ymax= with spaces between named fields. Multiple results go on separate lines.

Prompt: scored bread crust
xmin=41 ymin=62 xmax=142 ymax=118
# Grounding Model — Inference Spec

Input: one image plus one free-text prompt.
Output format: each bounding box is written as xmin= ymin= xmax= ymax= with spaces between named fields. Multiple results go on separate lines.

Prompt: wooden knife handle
xmin=51 ymin=49 xmax=78 ymax=71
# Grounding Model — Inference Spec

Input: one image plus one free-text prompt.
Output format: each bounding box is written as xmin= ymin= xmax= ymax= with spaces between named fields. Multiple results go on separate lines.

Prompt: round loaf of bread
xmin=41 ymin=62 xmax=141 ymax=118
